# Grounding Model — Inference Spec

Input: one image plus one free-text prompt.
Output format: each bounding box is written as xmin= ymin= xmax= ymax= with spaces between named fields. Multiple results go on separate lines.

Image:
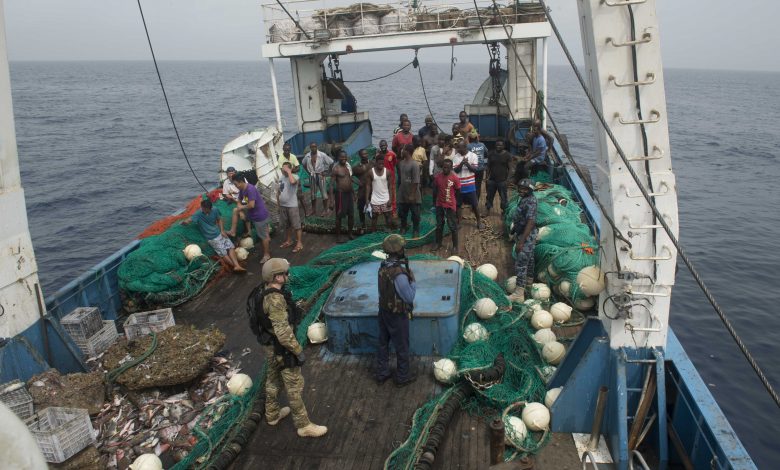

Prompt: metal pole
xmin=542 ymin=36 xmax=548 ymax=129
xmin=588 ymin=386 xmax=609 ymax=450
xmin=489 ymin=418 xmax=506 ymax=465
xmin=268 ymin=58 xmax=283 ymax=133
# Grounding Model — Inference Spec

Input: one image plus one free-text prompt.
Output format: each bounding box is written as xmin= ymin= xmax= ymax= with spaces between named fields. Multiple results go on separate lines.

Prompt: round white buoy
xmin=238 ymin=237 xmax=254 ymax=249
xmin=559 ymin=280 xmax=572 ymax=297
xmin=447 ymin=255 xmax=464 ymax=267
xmin=129 ymin=454 xmax=163 ymax=470
xmin=531 ymin=283 xmax=551 ymax=301
xmin=474 ymin=298 xmax=498 ymax=320
xmin=531 ymin=310 xmax=554 ymax=330
xmin=537 ymin=225 xmax=552 ymax=241
xmin=307 ymin=322 xmax=328 ymax=344
xmin=577 ymin=266 xmax=606 ymax=296
xmin=235 ymin=247 xmax=249 ymax=261
xmin=183 ymin=244 xmax=202 ymax=261
xmin=227 ymin=373 xmax=253 ymax=396
xmin=547 ymin=264 xmax=560 ymax=279
xmin=524 ymin=299 xmax=542 ymax=312
xmin=545 ymin=387 xmax=563 ymax=408
xmin=575 ymin=296 xmax=596 ymax=311
xmin=522 ymin=402 xmax=551 ymax=431
xmin=433 ymin=358 xmax=458 ymax=383
xmin=476 ymin=263 xmax=498 ymax=281
xmin=537 ymin=270 xmax=548 ymax=283
xmin=542 ymin=341 xmax=566 ymax=365
xmin=463 ymin=323 xmax=489 ymax=343
xmin=505 ymin=276 xmax=517 ymax=294
xmin=504 ymin=415 xmax=528 ymax=444
xmin=371 ymin=250 xmax=388 ymax=260
xmin=550 ymin=303 xmax=573 ymax=323
xmin=533 ymin=328 xmax=557 ymax=345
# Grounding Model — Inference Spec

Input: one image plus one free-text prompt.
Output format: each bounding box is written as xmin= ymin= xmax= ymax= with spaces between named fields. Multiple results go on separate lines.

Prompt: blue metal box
xmin=322 ymin=259 xmax=461 ymax=356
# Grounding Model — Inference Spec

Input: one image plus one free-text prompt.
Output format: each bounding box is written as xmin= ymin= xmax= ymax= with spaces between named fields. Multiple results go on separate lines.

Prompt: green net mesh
xmin=117 ymin=198 xmax=249 ymax=307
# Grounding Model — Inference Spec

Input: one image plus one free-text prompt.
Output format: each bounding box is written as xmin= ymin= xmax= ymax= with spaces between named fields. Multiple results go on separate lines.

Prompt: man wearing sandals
xmin=231 ymin=175 xmax=272 ymax=263
xmin=277 ymin=162 xmax=303 ymax=253
xmin=182 ymin=199 xmax=246 ymax=273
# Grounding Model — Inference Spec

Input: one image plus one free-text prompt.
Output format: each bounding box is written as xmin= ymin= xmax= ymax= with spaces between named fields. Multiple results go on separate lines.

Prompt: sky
xmin=3 ymin=0 xmax=780 ymax=72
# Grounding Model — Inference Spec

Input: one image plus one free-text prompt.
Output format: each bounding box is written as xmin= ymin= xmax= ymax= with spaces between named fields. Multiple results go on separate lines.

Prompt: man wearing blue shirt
xmin=183 ymin=199 xmax=246 ymax=273
xmin=376 ymin=234 xmax=417 ymax=387
xmin=514 ymin=120 xmax=549 ymax=183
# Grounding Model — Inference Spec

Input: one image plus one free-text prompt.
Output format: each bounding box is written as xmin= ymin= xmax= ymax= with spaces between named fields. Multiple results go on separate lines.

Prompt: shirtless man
xmin=352 ymin=149 xmax=372 ymax=231
xmin=329 ymin=150 xmax=355 ymax=241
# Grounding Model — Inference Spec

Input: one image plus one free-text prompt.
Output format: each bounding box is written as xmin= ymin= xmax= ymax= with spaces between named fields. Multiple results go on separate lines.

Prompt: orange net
xmin=137 ymin=189 xmax=222 ymax=239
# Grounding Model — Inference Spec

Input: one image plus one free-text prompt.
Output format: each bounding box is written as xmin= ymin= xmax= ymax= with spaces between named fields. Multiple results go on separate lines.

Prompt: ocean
xmin=9 ymin=60 xmax=780 ymax=467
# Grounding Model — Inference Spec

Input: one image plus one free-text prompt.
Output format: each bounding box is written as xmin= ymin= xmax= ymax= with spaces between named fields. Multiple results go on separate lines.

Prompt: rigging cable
xmin=343 ymin=59 xmax=415 ymax=83
xmin=274 ymin=0 xmax=311 ymax=40
xmin=479 ymin=0 xmax=630 ymax=272
xmin=534 ymin=0 xmax=780 ymax=408
xmin=412 ymin=51 xmax=441 ymax=132
xmin=135 ymin=0 xmax=208 ymax=193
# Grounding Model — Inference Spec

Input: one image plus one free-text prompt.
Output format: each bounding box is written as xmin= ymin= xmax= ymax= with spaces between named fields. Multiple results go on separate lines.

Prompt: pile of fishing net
xmin=503 ymin=179 xmax=601 ymax=309
xmin=118 ymin=194 xmax=241 ymax=308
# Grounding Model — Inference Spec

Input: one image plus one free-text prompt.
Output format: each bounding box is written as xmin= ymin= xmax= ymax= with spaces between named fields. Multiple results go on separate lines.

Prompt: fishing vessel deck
xmin=175 ymin=204 xmax=590 ymax=469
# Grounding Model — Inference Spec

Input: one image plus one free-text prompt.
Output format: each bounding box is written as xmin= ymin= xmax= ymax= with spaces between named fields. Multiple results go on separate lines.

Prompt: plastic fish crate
xmin=123 ymin=308 xmax=175 ymax=340
xmin=0 ymin=379 xmax=34 ymax=420
xmin=72 ymin=320 xmax=118 ymax=358
xmin=25 ymin=407 xmax=95 ymax=463
xmin=60 ymin=306 xmax=104 ymax=342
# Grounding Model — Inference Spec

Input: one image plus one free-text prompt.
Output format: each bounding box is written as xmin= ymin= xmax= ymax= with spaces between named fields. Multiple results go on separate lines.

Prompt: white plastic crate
xmin=0 ymin=380 xmax=34 ymax=420
xmin=61 ymin=306 xmax=103 ymax=342
xmin=123 ymin=308 xmax=175 ymax=341
xmin=25 ymin=407 xmax=95 ymax=463
xmin=72 ymin=320 xmax=118 ymax=358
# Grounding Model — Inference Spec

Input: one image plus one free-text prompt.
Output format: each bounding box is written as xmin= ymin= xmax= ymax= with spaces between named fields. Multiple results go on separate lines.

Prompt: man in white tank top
xmin=365 ymin=156 xmax=396 ymax=232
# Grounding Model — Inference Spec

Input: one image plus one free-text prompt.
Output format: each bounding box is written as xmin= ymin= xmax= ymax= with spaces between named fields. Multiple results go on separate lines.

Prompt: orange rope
xmin=137 ymin=189 xmax=222 ymax=239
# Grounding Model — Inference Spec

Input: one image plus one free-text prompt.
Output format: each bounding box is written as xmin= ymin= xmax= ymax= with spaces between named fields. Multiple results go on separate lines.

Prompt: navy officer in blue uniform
xmin=509 ymin=179 xmax=538 ymax=302
xmin=376 ymin=234 xmax=417 ymax=386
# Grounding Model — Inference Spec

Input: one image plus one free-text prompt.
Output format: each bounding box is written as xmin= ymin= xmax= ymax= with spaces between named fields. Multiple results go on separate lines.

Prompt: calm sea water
xmin=10 ymin=61 xmax=780 ymax=467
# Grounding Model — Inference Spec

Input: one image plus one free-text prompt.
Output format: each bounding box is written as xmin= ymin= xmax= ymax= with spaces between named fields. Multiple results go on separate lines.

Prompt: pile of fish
xmin=91 ymin=354 xmax=244 ymax=469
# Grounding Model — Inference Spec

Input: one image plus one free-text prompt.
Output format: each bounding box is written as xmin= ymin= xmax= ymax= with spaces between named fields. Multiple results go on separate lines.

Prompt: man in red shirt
xmin=377 ymin=139 xmax=397 ymax=212
xmin=392 ymin=119 xmax=414 ymax=156
xmin=432 ymin=159 xmax=461 ymax=255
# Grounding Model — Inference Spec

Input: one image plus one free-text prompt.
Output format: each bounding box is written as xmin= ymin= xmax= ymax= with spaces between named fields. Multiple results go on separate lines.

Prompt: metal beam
xmin=262 ymin=23 xmax=551 ymax=58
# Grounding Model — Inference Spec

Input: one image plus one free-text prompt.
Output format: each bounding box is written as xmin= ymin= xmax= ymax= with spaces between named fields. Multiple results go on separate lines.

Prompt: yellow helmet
xmin=261 ymin=258 xmax=290 ymax=283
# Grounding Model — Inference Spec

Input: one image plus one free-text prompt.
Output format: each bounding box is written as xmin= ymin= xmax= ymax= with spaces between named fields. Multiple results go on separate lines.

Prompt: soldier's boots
xmin=297 ymin=423 xmax=328 ymax=438
xmin=508 ymin=286 xmax=525 ymax=303
xmin=267 ymin=406 xmax=290 ymax=426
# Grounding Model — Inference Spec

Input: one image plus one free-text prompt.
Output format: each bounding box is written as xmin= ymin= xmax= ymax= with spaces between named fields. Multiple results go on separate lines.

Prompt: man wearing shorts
xmin=452 ymin=141 xmax=485 ymax=230
xmin=277 ymin=162 xmax=303 ymax=253
xmin=232 ymin=175 xmax=272 ymax=263
xmin=301 ymin=142 xmax=334 ymax=217
xmin=352 ymin=149 xmax=372 ymax=232
xmin=365 ymin=156 xmax=395 ymax=233
xmin=183 ymin=199 xmax=246 ymax=273
xmin=329 ymin=150 xmax=355 ymax=242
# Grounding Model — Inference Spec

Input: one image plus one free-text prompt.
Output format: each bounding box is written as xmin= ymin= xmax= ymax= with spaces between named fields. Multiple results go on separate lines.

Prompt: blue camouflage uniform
xmin=512 ymin=194 xmax=538 ymax=284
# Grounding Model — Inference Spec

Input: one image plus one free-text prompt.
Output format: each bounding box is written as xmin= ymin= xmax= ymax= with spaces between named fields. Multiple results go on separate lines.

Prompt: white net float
xmin=474 ymin=298 xmax=498 ymax=320
xmin=577 ymin=266 xmax=606 ymax=296
xmin=183 ymin=244 xmax=202 ymax=261
xmin=463 ymin=323 xmax=489 ymax=343
xmin=550 ymin=302 xmax=573 ymax=323
xmin=542 ymin=341 xmax=566 ymax=365
xmin=531 ymin=310 xmax=554 ymax=330
xmin=522 ymin=402 xmax=550 ymax=431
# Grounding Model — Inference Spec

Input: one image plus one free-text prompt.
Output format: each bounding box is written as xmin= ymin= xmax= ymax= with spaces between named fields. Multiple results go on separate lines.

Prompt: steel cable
xmin=136 ymin=0 xmax=209 ymax=193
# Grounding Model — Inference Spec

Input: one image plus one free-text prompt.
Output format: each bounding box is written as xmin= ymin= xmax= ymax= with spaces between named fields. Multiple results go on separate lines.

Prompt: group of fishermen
xmin=186 ymin=111 xmax=550 ymax=438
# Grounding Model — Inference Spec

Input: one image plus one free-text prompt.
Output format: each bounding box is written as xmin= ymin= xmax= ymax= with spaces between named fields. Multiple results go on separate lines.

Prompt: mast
xmin=578 ymin=0 xmax=678 ymax=350
xmin=0 ymin=1 xmax=46 ymax=340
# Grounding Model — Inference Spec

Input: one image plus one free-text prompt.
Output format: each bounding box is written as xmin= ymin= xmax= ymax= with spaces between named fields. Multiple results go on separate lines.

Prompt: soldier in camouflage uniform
xmin=509 ymin=179 xmax=538 ymax=302
xmin=259 ymin=258 xmax=327 ymax=438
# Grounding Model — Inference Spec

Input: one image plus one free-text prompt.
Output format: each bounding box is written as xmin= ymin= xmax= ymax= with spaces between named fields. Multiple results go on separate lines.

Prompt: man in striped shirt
xmin=452 ymin=141 xmax=485 ymax=230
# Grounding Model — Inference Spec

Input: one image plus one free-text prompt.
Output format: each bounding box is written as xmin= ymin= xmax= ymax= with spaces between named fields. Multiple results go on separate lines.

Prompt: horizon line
xmin=7 ymin=59 xmax=780 ymax=74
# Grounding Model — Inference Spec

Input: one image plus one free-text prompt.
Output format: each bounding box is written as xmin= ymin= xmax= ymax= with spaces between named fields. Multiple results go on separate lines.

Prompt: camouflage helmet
xmin=382 ymin=234 xmax=406 ymax=255
xmin=518 ymin=178 xmax=535 ymax=191
xmin=262 ymin=258 xmax=290 ymax=283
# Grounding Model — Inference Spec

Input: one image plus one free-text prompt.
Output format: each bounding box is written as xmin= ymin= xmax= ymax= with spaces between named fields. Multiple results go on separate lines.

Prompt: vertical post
xmin=541 ymin=36 xmax=548 ymax=129
xmin=268 ymin=58 xmax=283 ymax=133
xmin=489 ymin=418 xmax=506 ymax=465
